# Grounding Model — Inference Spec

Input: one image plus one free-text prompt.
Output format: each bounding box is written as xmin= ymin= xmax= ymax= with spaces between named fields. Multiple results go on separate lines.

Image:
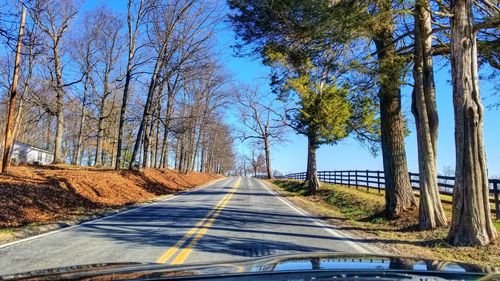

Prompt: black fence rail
xmin=270 ymin=170 xmax=500 ymax=219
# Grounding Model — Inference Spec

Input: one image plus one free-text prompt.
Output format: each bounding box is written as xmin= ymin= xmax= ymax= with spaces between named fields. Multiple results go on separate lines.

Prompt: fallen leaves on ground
xmin=0 ymin=165 xmax=222 ymax=228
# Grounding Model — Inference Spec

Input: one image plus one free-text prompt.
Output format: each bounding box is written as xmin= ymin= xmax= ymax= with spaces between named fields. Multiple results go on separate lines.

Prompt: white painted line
xmin=0 ymin=177 xmax=228 ymax=249
xmin=257 ymin=179 xmax=379 ymax=254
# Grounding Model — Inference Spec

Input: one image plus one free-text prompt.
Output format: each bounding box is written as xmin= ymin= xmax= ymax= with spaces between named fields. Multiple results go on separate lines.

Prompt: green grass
xmin=0 ymin=228 xmax=14 ymax=235
xmin=271 ymin=180 xmax=383 ymax=221
xmin=274 ymin=180 xmax=310 ymax=196
xmin=268 ymin=179 xmax=500 ymax=267
xmin=494 ymin=220 xmax=500 ymax=231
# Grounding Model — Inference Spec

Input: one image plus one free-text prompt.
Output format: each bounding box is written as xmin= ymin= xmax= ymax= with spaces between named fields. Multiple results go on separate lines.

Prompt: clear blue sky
xmin=91 ymin=1 xmax=500 ymax=177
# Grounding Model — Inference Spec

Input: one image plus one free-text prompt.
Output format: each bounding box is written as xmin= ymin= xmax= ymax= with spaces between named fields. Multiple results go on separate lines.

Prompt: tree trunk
xmin=111 ymin=125 xmax=119 ymax=168
xmin=52 ymin=41 xmax=65 ymax=164
xmin=95 ymin=115 xmax=105 ymax=166
xmin=12 ymin=94 xmax=25 ymax=143
xmin=178 ymin=137 xmax=184 ymax=172
xmin=46 ymin=114 xmax=53 ymax=151
xmin=75 ymin=73 xmax=90 ymax=166
xmin=199 ymin=131 xmax=206 ymax=172
xmin=174 ymin=137 xmax=180 ymax=169
xmin=116 ymin=0 xmax=141 ymax=170
xmin=142 ymin=122 xmax=151 ymax=168
xmin=1 ymin=6 xmax=25 ymax=173
xmin=95 ymin=79 xmax=111 ymax=167
xmin=306 ymin=132 xmax=320 ymax=194
xmin=447 ymin=0 xmax=497 ymax=246
xmin=412 ymin=0 xmax=447 ymax=230
xmin=129 ymin=45 xmax=166 ymax=169
xmin=187 ymin=123 xmax=197 ymax=172
xmin=263 ymin=134 xmax=273 ymax=179
xmin=53 ymin=97 xmax=64 ymax=163
xmin=116 ymin=59 xmax=132 ymax=169
xmin=160 ymin=89 xmax=175 ymax=169
xmin=373 ymin=2 xmax=416 ymax=218
xmin=154 ymin=117 xmax=160 ymax=168
xmin=161 ymin=129 xmax=170 ymax=169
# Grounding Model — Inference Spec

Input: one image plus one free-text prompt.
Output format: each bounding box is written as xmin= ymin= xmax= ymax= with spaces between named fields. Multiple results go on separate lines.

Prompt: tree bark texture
xmin=447 ymin=0 xmax=497 ymax=246
xmin=52 ymin=40 xmax=65 ymax=163
xmin=306 ymin=132 xmax=320 ymax=194
xmin=373 ymin=1 xmax=416 ymax=218
xmin=412 ymin=0 xmax=447 ymax=230
xmin=264 ymin=135 xmax=273 ymax=179
xmin=75 ymin=72 xmax=90 ymax=166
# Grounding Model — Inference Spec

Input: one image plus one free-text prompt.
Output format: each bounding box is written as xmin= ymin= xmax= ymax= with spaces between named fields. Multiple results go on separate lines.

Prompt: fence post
xmin=355 ymin=170 xmax=358 ymax=188
xmin=494 ymin=182 xmax=500 ymax=220
xmin=377 ymin=170 xmax=381 ymax=193
xmin=348 ymin=171 xmax=351 ymax=187
xmin=366 ymin=170 xmax=369 ymax=191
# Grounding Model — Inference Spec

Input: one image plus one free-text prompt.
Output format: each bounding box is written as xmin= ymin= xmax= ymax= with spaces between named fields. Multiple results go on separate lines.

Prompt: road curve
xmin=0 ymin=177 xmax=374 ymax=275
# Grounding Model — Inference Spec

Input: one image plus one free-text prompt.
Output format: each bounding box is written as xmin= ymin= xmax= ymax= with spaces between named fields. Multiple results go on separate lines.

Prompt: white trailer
xmin=10 ymin=141 xmax=54 ymax=165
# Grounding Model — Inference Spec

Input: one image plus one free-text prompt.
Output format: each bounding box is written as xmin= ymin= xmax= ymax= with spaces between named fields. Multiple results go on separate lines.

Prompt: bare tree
xmin=129 ymin=0 xmax=221 ymax=169
xmin=71 ymin=10 xmax=100 ymax=165
xmin=30 ymin=0 xmax=79 ymax=163
xmin=246 ymin=150 xmax=265 ymax=177
xmin=129 ymin=0 xmax=195 ymax=169
xmin=90 ymin=8 xmax=123 ymax=166
xmin=237 ymin=87 xmax=285 ymax=179
xmin=115 ymin=0 xmax=152 ymax=169
xmin=0 ymin=0 xmax=234 ymax=175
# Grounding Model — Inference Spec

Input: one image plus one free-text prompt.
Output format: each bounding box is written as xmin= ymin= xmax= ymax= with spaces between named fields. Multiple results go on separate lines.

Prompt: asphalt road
xmin=0 ymin=177 xmax=374 ymax=275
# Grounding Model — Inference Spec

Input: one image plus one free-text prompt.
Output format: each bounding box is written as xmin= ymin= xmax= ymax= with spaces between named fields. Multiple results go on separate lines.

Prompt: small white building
xmin=11 ymin=141 xmax=54 ymax=165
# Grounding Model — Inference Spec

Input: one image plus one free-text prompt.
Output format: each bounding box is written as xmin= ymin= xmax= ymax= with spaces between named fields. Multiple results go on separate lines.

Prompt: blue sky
xmin=90 ymin=1 xmax=500 ymax=177
xmin=215 ymin=24 xmax=500 ymax=177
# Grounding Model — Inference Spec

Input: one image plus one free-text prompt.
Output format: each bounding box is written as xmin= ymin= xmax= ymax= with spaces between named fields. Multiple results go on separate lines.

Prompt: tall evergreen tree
xmin=229 ymin=0 xmax=378 ymax=193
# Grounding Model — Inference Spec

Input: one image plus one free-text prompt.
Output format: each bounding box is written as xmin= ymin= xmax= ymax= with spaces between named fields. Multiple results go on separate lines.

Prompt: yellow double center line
xmin=156 ymin=177 xmax=241 ymax=265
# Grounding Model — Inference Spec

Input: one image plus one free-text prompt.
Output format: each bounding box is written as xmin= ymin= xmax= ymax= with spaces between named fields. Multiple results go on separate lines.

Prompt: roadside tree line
xmin=228 ymin=0 xmax=499 ymax=246
xmin=0 ymin=0 xmax=235 ymax=175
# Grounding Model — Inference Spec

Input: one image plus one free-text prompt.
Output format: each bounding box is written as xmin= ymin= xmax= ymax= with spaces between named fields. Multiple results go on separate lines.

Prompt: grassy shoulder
xmin=267 ymin=179 xmax=500 ymax=267
xmin=0 ymin=165 xmax=222 ymax=243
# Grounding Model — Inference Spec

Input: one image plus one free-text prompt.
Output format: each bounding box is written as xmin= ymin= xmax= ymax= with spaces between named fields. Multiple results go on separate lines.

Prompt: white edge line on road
xmin=0 ymin=177 xmax=229 ymax=250
xmin=257 ymin=179 xmax=378 ymax=255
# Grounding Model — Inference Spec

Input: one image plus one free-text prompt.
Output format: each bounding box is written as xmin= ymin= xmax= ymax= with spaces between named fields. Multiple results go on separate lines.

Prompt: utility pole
xmin=2 ymin=5 xmax=26 ymax=173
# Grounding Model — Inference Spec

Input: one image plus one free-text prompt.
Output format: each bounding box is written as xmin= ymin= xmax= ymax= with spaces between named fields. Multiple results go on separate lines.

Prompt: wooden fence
xmin=265 ymin=170 xmax=500 ymax=219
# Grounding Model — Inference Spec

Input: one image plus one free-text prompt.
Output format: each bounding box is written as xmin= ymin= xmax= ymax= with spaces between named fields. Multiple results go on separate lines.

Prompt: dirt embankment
xmin=0 ymin=165 xmax=222 ymax=228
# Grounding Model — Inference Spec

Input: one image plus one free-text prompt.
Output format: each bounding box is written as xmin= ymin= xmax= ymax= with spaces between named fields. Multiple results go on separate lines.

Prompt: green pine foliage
xmin=287 ymin=74 xmax=351 ymax=146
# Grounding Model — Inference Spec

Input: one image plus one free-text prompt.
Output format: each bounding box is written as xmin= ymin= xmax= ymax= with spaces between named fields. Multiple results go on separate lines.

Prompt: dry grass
xmin=268 ymin=179 xmax=500 ymax=267
xmin=0 ymin=165 xmax=222 ymax=228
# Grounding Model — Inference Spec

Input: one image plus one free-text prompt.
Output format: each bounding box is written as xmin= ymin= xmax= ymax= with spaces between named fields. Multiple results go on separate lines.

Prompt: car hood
xmin=1 ymin=252 xmax=498 ymax=280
